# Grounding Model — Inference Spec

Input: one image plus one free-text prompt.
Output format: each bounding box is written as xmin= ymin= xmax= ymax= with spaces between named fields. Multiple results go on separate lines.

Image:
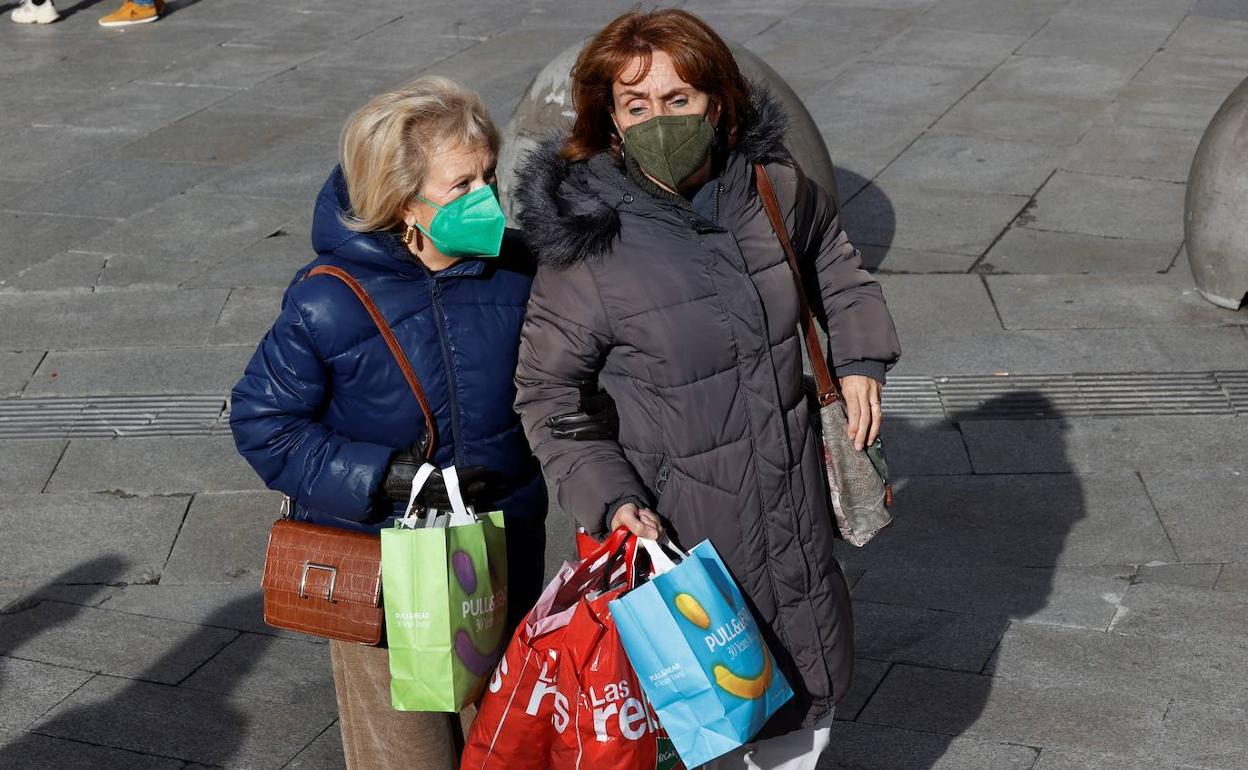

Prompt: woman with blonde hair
xmin=230 ymin=76 xmax=609 ymax=769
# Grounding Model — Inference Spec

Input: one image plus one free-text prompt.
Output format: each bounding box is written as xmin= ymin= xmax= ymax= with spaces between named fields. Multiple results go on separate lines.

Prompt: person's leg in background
xmin=702 ymin=713 xmax=835 ymax=770
xmin=11 ymin=0 xmax=60 ymax=24
xmin=98 ymin=0 xmax=164 ymax=27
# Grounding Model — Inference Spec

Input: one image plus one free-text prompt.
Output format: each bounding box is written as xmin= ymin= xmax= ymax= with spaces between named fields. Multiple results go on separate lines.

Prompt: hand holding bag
xmin=755 ymin=164 xmax=895 ymax=547
xmin=261 ymin=264 xmax=439 ymax=645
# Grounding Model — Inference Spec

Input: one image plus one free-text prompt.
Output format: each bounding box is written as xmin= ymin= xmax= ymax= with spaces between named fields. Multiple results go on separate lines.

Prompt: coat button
xmin=622 ymin=194 xmax=634 ymax=204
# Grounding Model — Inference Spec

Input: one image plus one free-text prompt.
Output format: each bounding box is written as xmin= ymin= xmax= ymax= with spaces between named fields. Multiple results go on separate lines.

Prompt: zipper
xmin=655 ymin=456 xmax=671 ymax=497
xmin=428 ymin=277 xmax=464 ymax=467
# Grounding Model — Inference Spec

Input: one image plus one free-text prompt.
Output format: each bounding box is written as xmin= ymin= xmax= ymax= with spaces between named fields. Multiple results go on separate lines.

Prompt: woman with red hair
xmin=512 ymin=8 xmax=900 ymax=769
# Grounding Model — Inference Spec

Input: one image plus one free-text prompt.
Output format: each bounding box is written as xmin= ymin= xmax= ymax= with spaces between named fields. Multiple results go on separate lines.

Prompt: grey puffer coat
xmin=512 ymin=90 xmax=901 ymax=732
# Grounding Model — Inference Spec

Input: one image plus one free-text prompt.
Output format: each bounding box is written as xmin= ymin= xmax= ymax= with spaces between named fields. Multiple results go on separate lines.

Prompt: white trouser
xmin=701 ymin=712 xmax=834 ymax=770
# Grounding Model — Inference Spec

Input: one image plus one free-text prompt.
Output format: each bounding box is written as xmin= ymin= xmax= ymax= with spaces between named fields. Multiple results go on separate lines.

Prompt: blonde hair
xmin=339 ymin=76 xmax=500 ymax=233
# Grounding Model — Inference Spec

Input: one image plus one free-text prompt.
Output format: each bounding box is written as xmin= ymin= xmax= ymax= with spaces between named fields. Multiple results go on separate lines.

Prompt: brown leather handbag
xmin=755 ymin=164 xmax=894 ymax=547
xmin=261 ymin=264 xmax=438 ymax=645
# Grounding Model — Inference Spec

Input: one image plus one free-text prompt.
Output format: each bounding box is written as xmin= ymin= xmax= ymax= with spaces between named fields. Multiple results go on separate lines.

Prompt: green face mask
xmin=621 ymin=113 xmax=716 ymax=191
xmin=415 ymin=183 xmax=506 ymax=258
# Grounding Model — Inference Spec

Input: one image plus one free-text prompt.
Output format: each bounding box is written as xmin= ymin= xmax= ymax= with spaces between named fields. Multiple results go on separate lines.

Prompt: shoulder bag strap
xmin=754 ymin=164 xmax=840 ymax=407
xmin=306 ymin=264 xmax=438 ymax=460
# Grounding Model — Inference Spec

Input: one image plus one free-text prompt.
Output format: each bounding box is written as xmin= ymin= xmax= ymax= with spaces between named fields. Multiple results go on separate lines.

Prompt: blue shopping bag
xmin=609 ymin=538 xmax=793 ymax=768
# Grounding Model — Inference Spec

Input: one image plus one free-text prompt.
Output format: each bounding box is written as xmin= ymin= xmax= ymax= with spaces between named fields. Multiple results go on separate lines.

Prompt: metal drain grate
xmin=0 ymin=371 xmax=1243 ymax=439
xmin=884 ymin=371 xmax=1248 ymax=420
xmin=0 ymin=395 xmax=228 ymax=439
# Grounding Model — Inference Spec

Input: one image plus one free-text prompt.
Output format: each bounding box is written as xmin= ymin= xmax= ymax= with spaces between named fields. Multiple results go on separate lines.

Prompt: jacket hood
xmin=513 ymin=85 xmax=791 ymax=269
xmin=311 ymin=166 xmax=414 ymax=270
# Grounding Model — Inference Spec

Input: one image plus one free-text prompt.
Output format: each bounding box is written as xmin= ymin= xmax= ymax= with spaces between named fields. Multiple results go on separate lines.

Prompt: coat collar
xmin=513 ymin=86 xmax=791 ymax=269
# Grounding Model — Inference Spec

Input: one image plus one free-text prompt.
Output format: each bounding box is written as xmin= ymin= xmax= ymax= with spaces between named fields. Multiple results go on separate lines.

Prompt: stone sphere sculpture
xmin=498 ymin=40 xmax=838 ymax=211
xmin=1185 ymin=75 xmax=1248 ymax=310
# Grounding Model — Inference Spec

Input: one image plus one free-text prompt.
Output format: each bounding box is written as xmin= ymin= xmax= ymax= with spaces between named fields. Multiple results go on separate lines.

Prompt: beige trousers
xmin=329 ymin=640 xmax=475 ymax=770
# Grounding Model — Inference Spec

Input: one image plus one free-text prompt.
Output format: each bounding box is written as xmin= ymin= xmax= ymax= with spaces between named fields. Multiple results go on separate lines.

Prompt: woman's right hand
xmin=609 ymin=502 xmax=664 ymax=539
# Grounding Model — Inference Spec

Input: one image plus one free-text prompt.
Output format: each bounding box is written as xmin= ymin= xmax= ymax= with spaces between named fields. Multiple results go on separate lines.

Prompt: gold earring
xmin=402 ymin=224 xmax=416 ymax=245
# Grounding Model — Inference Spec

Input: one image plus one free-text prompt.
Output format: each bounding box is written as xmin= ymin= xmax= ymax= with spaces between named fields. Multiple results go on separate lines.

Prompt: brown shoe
xmin=98 ymin=0 xmax=159 ymax=27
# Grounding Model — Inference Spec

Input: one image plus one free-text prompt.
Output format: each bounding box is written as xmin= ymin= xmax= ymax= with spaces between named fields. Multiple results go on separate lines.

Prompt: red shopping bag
xmin=461 ymin=529 xmax=633 ymax=770
xmin=550 ymin=582 xmax=686 ymax=770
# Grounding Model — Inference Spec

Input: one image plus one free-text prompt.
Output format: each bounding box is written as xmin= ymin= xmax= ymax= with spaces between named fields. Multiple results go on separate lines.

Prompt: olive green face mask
xmin=620 ymin=113 xmax=716 ymax=191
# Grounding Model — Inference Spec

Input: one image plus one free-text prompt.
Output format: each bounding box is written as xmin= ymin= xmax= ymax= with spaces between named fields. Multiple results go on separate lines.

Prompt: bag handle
xmin=441 ymin=465 xmax=476 ymax=526
xmin=637 ymin=535 xmax=687 ymax=577
xmin=398 ymin=463 xmax=439 ymax=524
xmin=306 ymin=265 xmax=438 ymax=459
xmin=754 ymin=165 xmax=840 ymax=408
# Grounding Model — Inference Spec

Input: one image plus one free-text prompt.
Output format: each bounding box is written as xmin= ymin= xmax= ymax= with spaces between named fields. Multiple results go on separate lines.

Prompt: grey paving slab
xmin=0 ymin=211 xmax=117 ymax=283
xmin=0 ymin=251 xmax=108 ymax=294
xmin=1062 ymin=0 xmax=1196 ymax=31
xmin=93 ymin=254 xmax=206 ymax=290
xmin=858 ymin=664 xmax=1168 ymax=756
xmin=210 ymin=287 xmax=286 ymax=345
xmin=874 ymin=275 xmax=1001 ymax=335
xmin=0 ymin=352 xmax=43 ymax=396
xmin=1148 ymin=699 xmax=1248 ymax=769
xmin=1061 ymin=125 xmax=1203 ymax=183
xmin=978 ymin=55 xmax=1138 ymax=101
xmin=284 ymin=723 xmax=345 ymax=770
xmin=6 ymin=158 xmax=219 ymax=221
xmin=182 ymin=633 xmax=334 ymax=709
xmin=1193 ymin=0 xmax=1248 ymax=20
xmin=1142 ymin=472 xmax=1248 ymax=563
xmin=1216 ymin=563 xmax=1248 ymax=592
xmin=853 ymin=600 xmax=1005 ymax=671
xmin=209 ymin=66 xmax=407 ymax=119
xmin=857 ymin=473 xmax=1176 ymax=568
xmin=193 ymin=140 xmax=335 ymax=201
xmin=0 ymin=288 xmax=229 ymax=349
xmin=0 ymin=728 xmax=183 ymax=770
xmin=162 ymin=491 xmax=281 ymax=585
xmin=0 ymin=440 xmax=65 ymax=494
xmin=0 ymin=604 xmax=236 ymax=684
xmin=916 ymin=0 xmax=1069 ymax=35
xmin=1016 ymin=14 xmax=1171 ymax=70
xmin=1112 ymin=582 xmax=1248 ymax=643
xmin=100 ymin=584 xmax=303 ymax=639
xmin=219 ymin=6 xmax=404 ymax=48
xmin=859 ymin=244 xmax=980 ymax=274
xmin=961 ymin=418 xmax=1248 ymax=476
xmin=0 ymin=581 xmax=119 ymax=615
xmin=844 ymin=185 xmax=1029 ymax=255
xmin=1164 ymin=14 xmax=1248 ymax=57
xmin=27 ymin=345 xmax=253 ymax=396
xmin=181 ymin=217 xmax=313 ymax=289
xmin=31 ymin=675 xmax=338 ymax=769
xmin=887 ymin=326 xmax=1248 ymax=376
xmin=835 ymin=658 xmax=890 ymax=722
xmin=310 ymin=20 xmax=479 ymax=74
xmin=852 ymin=563 xmax=1132 ymax=630
xmin=83 ymin=192 xmax=303 ymax=264
xmin=932 ymin=90 xmax=1112 ymax=146
xmin=822 ymin=721 xmax=1039 ymax=770
xmin=1101 ymin=83 xmax=1234 ymax=133
xmin=818 ymin=110 xmax=932 ymax=182
xmin=138 ymin=44 xmax=321 ymax=90
xmin=123 ymin=110 xmax=324 ymax=165
xmin=47 ymin=436 xmax=263 ymax=495
xmin=1024 ymin=171 xmax=1186 ymax=242
xmin=1132 ymin=50 xmax=1248 ymax=93
xmin=981 ymin=227 xmax=1180 ymax=275
xmin=36 ymin=82 xmax=234 ymax=138
xmin=988 ymin=621 xmax=1248 ymax=710
xmin=1134 ymin=563 xmax=1222 ymax=590
xmin=881 ymin=418 xmax=972 ymax=477
xmin=0 ymin=494 xmax=186 ymax=585
xmin=0 ymin=657 xmax=93 ymax=731
xmin=863 ymin=26 xmax=1026 ymax=68
xmin=1033 ymin=747 xmax=1188 ymax=770
xmin=816 ymin=62 xmax=988 ymax=119
xmin=743 ymin=19 xmax=879 ymax=82
xmin=877 ymin=133 xmax=1064 ymax=196
xmin=988 ymin=274 xmax=1245 ymax=329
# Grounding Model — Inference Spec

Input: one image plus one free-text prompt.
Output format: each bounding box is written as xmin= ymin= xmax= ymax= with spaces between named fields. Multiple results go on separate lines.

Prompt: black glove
xmin=547 ymin=380 xmax=619 ymax=441
xmin=382 ymin=452 xmax=500 ymax=510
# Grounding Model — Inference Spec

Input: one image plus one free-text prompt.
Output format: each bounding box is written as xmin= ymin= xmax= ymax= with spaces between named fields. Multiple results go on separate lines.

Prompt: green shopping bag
xmin=381 ymin=465 xmax=508 ymax=712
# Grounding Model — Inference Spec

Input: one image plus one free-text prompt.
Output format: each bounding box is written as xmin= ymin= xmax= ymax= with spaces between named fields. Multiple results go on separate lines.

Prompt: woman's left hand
xmin=839 ymin=375 xmax=883 ymax=451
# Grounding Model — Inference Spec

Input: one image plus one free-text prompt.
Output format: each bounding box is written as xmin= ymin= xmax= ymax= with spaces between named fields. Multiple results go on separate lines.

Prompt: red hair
xmin=562 ymin=8 xmax=751 ymax=162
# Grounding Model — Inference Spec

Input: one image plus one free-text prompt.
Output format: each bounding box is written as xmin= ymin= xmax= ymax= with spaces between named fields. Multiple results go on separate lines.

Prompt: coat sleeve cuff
xmin=833 ymin=359 xmax=887 ymax=384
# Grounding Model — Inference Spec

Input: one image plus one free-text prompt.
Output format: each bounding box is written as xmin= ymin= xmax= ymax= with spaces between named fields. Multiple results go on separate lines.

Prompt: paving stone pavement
xmin=0 ymin=0 xmax=1246 ymax=768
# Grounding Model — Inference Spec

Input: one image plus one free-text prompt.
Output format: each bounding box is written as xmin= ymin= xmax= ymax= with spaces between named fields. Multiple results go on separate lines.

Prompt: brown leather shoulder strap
xmin=754 ymin=164 xmax=839 ymax=406
xmin=306 ymin=264 xmax=437 ymax=459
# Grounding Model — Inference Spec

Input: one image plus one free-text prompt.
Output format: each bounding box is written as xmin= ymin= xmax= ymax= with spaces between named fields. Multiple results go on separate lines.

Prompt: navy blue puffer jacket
xmin=230 ymin=167 xmax=546 ymax=536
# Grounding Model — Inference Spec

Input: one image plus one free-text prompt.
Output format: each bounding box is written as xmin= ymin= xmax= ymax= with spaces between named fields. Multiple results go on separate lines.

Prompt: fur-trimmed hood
xmin=513 ymin=86 xmax=791 ymax=269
